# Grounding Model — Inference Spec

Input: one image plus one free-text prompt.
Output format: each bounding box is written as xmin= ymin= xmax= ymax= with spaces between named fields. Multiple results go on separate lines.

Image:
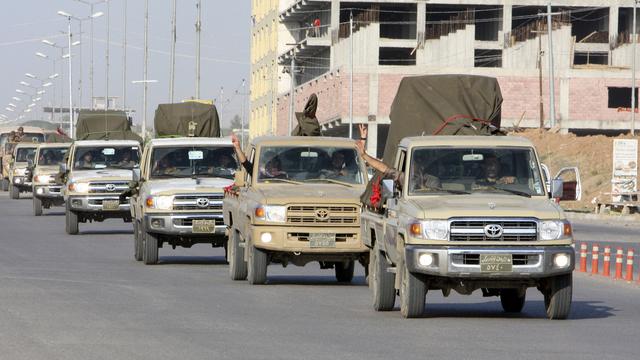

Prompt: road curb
xmin=564 ymin=211 xmax=640 ymax=223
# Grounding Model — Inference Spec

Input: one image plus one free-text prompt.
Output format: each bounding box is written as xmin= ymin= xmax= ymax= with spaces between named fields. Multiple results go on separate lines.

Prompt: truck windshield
xmin=408 ymin=147 xmax=545 ymax=196
xmin=256 ymin=146 xmax=364 ymax=185
xmin=150 ymin=146 xmax=237 ymax=179
xmin=37 ymin=147 xmax=68 ymax=166
xmin=15 ymin=148 xmax=36 ymax=162
xmin=73 ymin=146 xmax=140 ymax=170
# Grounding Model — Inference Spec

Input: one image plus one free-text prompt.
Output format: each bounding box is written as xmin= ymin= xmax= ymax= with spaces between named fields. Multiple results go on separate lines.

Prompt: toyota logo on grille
xmin=484 ymin=224 xmax=503 ymax=238
xmin=315 ymin=208 xmax=330 ymax=220
xmin=105 ymin=184 xmax=116 ymax=192
xmin=196 ymin=198 xmax=210 ymax=208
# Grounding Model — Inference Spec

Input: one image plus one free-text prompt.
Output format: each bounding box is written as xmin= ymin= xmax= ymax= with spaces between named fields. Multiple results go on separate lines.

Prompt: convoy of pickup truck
xmin=0 ymin=75 xmax=581 ymax=319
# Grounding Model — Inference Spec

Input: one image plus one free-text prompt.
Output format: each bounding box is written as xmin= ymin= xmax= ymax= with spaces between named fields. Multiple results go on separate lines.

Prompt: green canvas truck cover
xmin=362 ymin=74 xmax=503 ymax=209
xmin=291 ymin=94 xmax=322 ymax=136
xmin=75 ymin=110 xmax=142 ymax=142
xmin=154 ymin=102 xmax=220 ymax=137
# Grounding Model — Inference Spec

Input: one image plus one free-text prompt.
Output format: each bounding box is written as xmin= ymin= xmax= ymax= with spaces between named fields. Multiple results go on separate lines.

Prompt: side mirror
xmin=382 ymin=179 xmax=396 ymax=199
xmin=59 ymin=163 xmax=67 ymax=174
xmin=132 ymin=168 xmax=141 ymax=182
xmin=234 ymin=170 xmax=246 ymax=187
xmin=550 ymin=179 xmax=563 ymax=199
xmin=27 ymin=159 xmax=34 ymax=168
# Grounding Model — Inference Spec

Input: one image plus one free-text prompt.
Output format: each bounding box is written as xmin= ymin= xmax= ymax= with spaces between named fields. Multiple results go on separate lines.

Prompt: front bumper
xmin=252 ymin=225 xmax=366 ymax=254
xmin=144 ymin=213 xmax=226 ymax=237
xmin=405 ymin=245 xmax=574 ymax=279
xmin=67 ymin=195 xmax=130 ymax=213
xmin=12 ymin=176 xmax=31 ymax=189
xmin=33 ymin=184 xmax=63 ymax=199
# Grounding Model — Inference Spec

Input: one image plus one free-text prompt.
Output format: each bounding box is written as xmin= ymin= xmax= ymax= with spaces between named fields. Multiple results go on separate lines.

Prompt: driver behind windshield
xmin=76 ymin=152 xmax=94 ymax=169
xmin=116 ymin=150 xmax=136 ymax=168
xmin=153 ymin=155 xmax=178 ymax=176
xmin=474 ymin=154 xmax=516 ymax=187
xmin=261 ymin=156 xmax=287 ymax=179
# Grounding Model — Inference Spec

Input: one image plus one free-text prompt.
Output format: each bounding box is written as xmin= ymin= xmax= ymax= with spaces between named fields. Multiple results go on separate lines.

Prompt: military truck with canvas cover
xmin=223 ymin=136 xmax=368 ymax=284
xmin=1 ymin=126 xmax=47 ymax=191
xmin=8 ymin=142 xmax=38 ymax=199
xmin=61 ymin=110 xmax=141 ymax=234
xmin=127 ymin=102 xmax=235 ymax=264
xmin=361 ymin=75 xmax=579 ymax=319
xmin=31 ymin=143 xmax=70 ymax=216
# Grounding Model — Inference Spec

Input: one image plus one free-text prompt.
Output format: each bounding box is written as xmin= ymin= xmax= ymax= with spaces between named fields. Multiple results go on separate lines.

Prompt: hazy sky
xmin=0 ymin=0 xmax=250 ymax=129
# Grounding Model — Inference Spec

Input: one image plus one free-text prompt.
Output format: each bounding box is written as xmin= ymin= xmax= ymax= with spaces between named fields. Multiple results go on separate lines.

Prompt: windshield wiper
xmin=413 ymin=187 xmax=470 ymax=195
xmin=303 ymin=178 xmax=354 ymax=187
xmin=152 ymin=174 xmax=185 ymax=178
xmin=485 ymin=185 xmax=531 ymax=198
xmin=261 ymin=178 xmax=303 ymax=185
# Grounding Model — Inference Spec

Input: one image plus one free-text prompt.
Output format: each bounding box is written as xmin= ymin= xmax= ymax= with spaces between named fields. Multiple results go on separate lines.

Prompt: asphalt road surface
xmin=1 ymin=193 xmax=639 ymax=360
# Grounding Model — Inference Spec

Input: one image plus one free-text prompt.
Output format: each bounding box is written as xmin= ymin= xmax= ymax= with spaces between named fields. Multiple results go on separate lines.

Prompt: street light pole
xmin=105 ymin=0 xmax=110 ymax=110
xmin=143 ymin=0 xmax=149 ymax=139
xmin=288 ymin=56 xmax=295 ymax=134
xmin=632 ymin=0 xmax=637 ymax=135
xmin=122 ymin=0 xmax=127 ymax=111
xmin=66 ymin=16 xmax=74 ymax=138
xmin=546 ymin=1 xmax=556 ymax=128
xmin=349 ymin=11 xmax=354 ymax=139
xmin=195 ymin=0 xmax=202 ymax=99
xmin=170 ymin=0 xmax=177 ymax=102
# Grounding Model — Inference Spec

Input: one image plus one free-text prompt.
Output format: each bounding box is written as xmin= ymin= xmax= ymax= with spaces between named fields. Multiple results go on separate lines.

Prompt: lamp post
xmin=74 ymin=0 xmax=108 ymax=108
xmin=57 ymin=11 xmax=75 ymax=137
xmin=195 ymin=0 xmax=202 ymax=99
xmin=132 ymin=80 xmax=158 ymax=139
xmin=36 ymin=51 xmax=63 ymax=123
xmin=632 ymin=0 xmax=638 ymax=135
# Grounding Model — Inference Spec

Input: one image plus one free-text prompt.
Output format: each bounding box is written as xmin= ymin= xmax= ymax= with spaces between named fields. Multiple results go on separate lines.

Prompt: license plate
xmin=192 ymin=219 xmax=216 ymax=233
xmin=102 ymin=199 xmax=120 ymax=211
xmin=309 ymin=233 xmax=336 ymax=248
xmin=480 ymin=254 xmax=513 ymax=272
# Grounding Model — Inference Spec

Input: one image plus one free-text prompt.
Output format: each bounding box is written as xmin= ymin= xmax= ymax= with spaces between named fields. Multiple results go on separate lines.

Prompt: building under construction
xmin=251 ymin=0 xmax=640 ymax=156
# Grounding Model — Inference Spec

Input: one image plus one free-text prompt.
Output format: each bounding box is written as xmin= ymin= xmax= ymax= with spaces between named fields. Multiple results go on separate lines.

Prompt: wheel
xmin=142 ymin=223 xmax=159 ymax=265
xmin=247 ymin=245 xmax=268 ymax=285
xmin=399 ymin=261 xmax=426 ymax=318
xmin=133 ymin=220 xmax=143 ymax=261
xmin=544 ymin=274 xmax=572 ymax=320
xmin=335 ymin=261 xmax=355 ymax=283
xmin=622 ymin=206 xmax=631 ymax=215
xmin=228 ymin=230 xmax=248 ymax=280
xmin=370 ymin=247 xmax=396 ymax=311
xmin=1 ymin=178 xmax=8 ymax=191
xmin=9 ymin=184 xmax=19 ymax=199
xmin=33 ymin=196 xmax=43 ymax=216
xmin=65 ymin=204 xmax=79 ymax=235
xmin=500 ymin=288 xmax=526 ymax=313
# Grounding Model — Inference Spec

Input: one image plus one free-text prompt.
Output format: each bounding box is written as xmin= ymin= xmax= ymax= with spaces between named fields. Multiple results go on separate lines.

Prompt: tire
xmin=65 ymin=204 xmax=79 ymax=235
xmin=370 ymin=247 xmax=396 ymax=311
xmin=247 ymin=245 xmax=268 ymax=285
xmin=399 ymin=261 xmax=426 ymax=318
xmin=544 ymin=274 xmax=572 ymax=320
xmin=9 ymin=184 xmax=19 ymax=199
xmin=33 ymin=196 xmax=43 ymax=216
xmin=142 ymin=223 xmax=159 ymax=265
xmin=228 ymin=230 xmax=248 ymax=281
xmin=133 ymin=220 xmax=143 ymax=261
xmin=500 ymin=288 xmax=526 ymax=313
xmin=335 ymin=261 xmax=355 ymax=283
xmin=1 ymin=179 xmax=8 ymax=191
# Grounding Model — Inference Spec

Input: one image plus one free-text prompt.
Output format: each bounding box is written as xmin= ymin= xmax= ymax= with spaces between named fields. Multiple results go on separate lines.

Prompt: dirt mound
xmin=513 ymin=129 xmax=639 ymax=211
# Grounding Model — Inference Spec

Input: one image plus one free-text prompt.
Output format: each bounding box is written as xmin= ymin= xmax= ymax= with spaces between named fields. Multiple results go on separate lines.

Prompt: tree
xmin=230 ymin=114 xmax=242 ymax=130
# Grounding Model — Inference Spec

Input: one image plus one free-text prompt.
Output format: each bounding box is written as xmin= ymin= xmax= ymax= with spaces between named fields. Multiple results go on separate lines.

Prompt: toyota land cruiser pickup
xmin=61 ymin=140 xmax=141 ymax=234
xmin=129 ymin=137 xmax=236 ymax=264
xmin=31 ymin=143 xmax=70 ymax=215
xmin=362 ymin=136 xmax=578 ymax=319
xmin=8 ymin=142 xmax=38 ymax=199
xmin=223 ymin=136 xmax=368 ymax=284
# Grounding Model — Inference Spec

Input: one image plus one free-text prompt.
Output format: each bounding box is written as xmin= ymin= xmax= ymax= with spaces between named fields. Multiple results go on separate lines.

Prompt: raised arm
xmin=231 ymin=133 xmax=247 ymax=164
xmin=355 ymin=124 xmax=389 ymax=174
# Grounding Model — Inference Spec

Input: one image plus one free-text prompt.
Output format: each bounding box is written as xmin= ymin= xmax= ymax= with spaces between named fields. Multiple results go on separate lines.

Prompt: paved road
xmin=1 ymin=193 xmax=640 ymax=360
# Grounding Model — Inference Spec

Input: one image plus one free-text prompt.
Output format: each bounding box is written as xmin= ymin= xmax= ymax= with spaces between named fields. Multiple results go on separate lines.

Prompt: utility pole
xmin=546 ymin=1 xmax=556 ymax=128
xmin=241 ymin=79 xmax=246 ymax=147
xmin=532 ymin=28 xmax=545 ymax=128
xmin=122 ymin=0 xmax=127 ymax=111
xmin=78 ymin=21 xmax=83 ymax=109
xmin=90 ymin=3 xmax=95 ymax=106
xmin=632 ymin=0 xmax=638 ymax=135
xmin=170 ymin=0 xmax=177 ymax=102
xmin=289 ymin=56 xmax=295 ymax=134
xmin=143 ymin=0 xmax=149 ymax=139
xmin=195 ymin=0 xmax=202 ymax=99
xmin=66 ymin=17 xmax=74 ymax=138
xmin=105 ymin=0 xmax=110 ymax=110
xmin=349 ymin=11 xmax=354 ymax=139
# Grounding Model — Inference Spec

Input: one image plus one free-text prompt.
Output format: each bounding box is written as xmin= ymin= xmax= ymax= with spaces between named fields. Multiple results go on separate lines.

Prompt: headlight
xmin=408 ymin=219 xmax=448 ymax=240
xmin=539 ymin=220 xmax=572 ymax=240
xmin=34 ymin=175 xmax=52 ymax=184
xmin=14 ymin=168 xmax=25 ymax=176
xmin=145 ymin=195 xmax=174 ymax=210
xmin=255 ymin=205 xmax=287 ymax=223
xmin=69 ymin=182 xmax=89 ymax=193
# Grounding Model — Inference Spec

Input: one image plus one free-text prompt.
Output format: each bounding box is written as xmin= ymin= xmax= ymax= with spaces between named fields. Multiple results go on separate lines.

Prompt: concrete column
xmin=609 ymin=6 xmax=619 ymax=66
xmin=329 ymin=0 xmax=341 ymax=68
xmin=416 ymin=1 xmax=426 ymax=64
xmin=367 ymin=122 xmax=378 ymax=157
xmin=502 ymin=1 xmax=513 ymax=47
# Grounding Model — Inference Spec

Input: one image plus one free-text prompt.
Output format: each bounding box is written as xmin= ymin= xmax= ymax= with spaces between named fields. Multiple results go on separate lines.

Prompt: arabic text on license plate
xmin=309 ymin=233 xmax=336 ymax=248
xmin=480 ymin=254 xmax=513 ymax=272
xmin=192 ymin=219 xmax=215 ymax=233
xmin=102 ymin=200 xmax=120 ymax=211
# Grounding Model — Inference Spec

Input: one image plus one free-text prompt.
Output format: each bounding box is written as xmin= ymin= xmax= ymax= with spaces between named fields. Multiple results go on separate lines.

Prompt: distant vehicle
xmin=30 ymin=143 xmax=71 ymax=216
xmin=8 ymin=142 xmax=38 ymax=199
xmin=0 ymin=126 xmax=47 ymax=191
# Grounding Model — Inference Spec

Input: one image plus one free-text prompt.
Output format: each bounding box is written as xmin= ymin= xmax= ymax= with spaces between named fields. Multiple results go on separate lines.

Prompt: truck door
xmin=384 ymin=149 xmax=406 ymax=260
xmin=555 ymin=167 xmax=582 ymax=201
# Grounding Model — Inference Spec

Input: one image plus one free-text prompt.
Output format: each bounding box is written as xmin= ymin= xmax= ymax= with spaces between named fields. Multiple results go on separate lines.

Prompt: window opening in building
xmin=474 ymin=49 xmax=502 ymax=68
xmin=608 ymin=87 xmax=639 ymax=109
xmin=379 ymin=47 xmax=416 ymax=66
xmin=379 ymin=3 xmax=416 ymax=40
xmin=573 ymin=51 xmax=608 ymax=66
xmin=569 ymin=7 xmax=609 ymax=43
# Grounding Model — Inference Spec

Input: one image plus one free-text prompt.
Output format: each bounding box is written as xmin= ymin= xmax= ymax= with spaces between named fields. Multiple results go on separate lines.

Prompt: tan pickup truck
xmin=8 ymin=143 xmax=38 ymax=199
xmin=31 ymin=143 xmax=70 ymax=215
xmin=223 ymin=136 xmax=368 ymax=284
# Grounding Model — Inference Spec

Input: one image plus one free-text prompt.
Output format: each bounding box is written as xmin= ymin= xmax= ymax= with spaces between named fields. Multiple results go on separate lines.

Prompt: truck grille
xmin=286 ymin=205 xmax=359 ymax=225
xmin=88 ymin=181 xmax=129 ymax=194
xmin=449 ymin=218 xmax=538 ymax=242
xmin=173 ymin=193 xmax=224 ymax=211
xmin=173 ymin=217 xmax=225 ymax=226
xmin=451 ymin=254 xmax=540 ymax=266
xmin=287 ymin=232 xmax=355 ymax=242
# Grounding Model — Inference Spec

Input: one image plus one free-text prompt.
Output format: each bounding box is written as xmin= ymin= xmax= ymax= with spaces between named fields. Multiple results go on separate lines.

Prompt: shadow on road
xmin=416 ymin=300 xmax=615 ymax=320
xmin=156 ymin=256 xmax=228 ymax=266
xmin=265 ymin=275 xmax=367 ymax=286
xmin=43 ymin=211 xmax=65 ymax=216
xmin=78 ymin=229 xmax=134 ymax=235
